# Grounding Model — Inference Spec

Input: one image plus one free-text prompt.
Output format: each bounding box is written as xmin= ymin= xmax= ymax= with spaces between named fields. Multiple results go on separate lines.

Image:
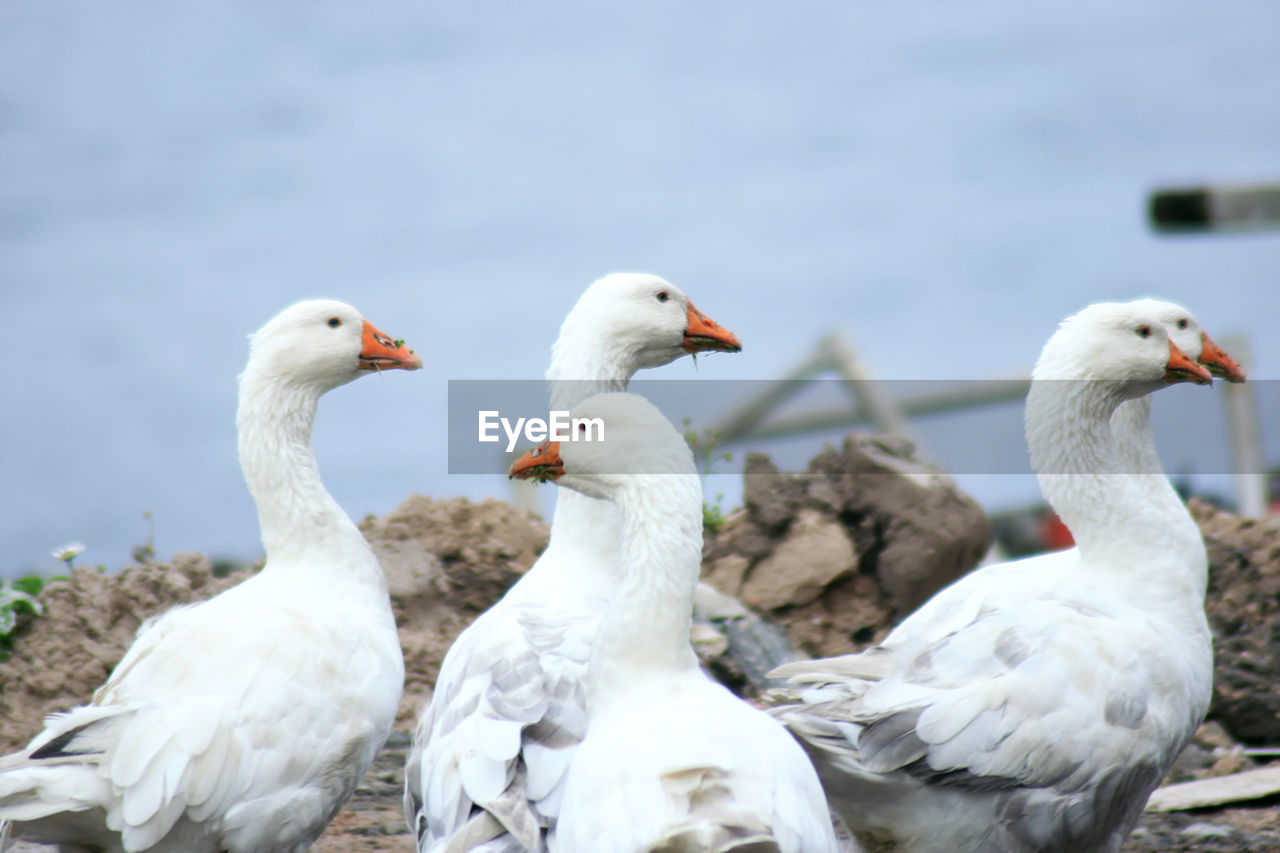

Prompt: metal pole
xmin=716 ymin=379 xmax=1029 ymax=444
xmin=1219 ymin=335 xmax=1267 ymax=517
xmin=822 ymin=331 xmax=915 ymax=441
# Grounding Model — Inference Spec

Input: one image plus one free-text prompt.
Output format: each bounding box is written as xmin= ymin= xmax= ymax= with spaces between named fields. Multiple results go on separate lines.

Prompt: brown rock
xmin=742 ymin=452 xmax=807 ymax=532
xmin=701 ymin=434 xmax=990 ymax=659
xmin=703 ymin=553 xmax=750 ymax=597
xmin=781 ymin=572 xmax=891 ymax=654
xmin=1164 ymin=721 xmax=1255 ymax=785
xmin=703 ymin=510 xmax=778 ymax=565
xmin=808 ymin=434 xmax=991 ymax=613
xmin=739 ymin=510 xmax=858 ymax=610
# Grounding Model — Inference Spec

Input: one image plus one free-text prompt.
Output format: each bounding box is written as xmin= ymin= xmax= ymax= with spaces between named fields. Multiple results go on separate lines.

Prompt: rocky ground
xmin=3 ymin=435 xmax=1278 ymax=851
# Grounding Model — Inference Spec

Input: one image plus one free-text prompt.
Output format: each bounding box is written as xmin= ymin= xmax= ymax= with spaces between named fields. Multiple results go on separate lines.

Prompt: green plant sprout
xmin=133 ymin=510 xmax=157 ymax=564
xmin=682 ymin=418 xmax=735 ymax=535
xmin=0 ymin=575 xmax=45 ymax=662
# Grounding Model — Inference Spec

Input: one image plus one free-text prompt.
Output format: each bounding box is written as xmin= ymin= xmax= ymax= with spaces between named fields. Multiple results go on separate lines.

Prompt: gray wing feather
xmin=770 ymin=597 xmax=1193 ymax=851
xmin=408 ymin=603 xmax=594 ymax=853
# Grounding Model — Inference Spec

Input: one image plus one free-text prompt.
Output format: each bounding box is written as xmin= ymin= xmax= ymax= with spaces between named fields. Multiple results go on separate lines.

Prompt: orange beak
xmin=1165 ymin=339 xmax=1213 ymax=386
xmin=682 ymin=302 xmax=742 ymax=354
xmin=509 ymin=440 xmax=564 ymax=482
xmin=1198 ymin=331 xmax=1246 ymax=383
xmin=359 ymin=321 xmax=423 ymax=371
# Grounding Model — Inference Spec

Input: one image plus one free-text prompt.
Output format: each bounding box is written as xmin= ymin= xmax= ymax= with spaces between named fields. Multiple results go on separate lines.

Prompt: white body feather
xmin=0 ymin=300 xmax=408 ymax=852
xmin=769 ymin=304 xmax=1215 ymax=853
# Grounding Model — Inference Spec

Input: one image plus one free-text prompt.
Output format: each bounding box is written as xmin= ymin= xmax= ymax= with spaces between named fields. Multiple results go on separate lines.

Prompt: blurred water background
xmin=3 ymin=1 xmax=1279 ymax=577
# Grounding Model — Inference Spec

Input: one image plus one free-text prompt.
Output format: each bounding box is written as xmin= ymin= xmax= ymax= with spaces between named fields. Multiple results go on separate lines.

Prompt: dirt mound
xmin=1191 ymin=499 xmax=1280 ymax=744
xmin=702 ymin=435 xmax=991 ymax=659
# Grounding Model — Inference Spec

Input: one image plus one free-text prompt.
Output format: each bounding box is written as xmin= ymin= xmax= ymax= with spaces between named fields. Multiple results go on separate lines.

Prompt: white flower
xmin=51 ymin=542 xmax=86 ymax=563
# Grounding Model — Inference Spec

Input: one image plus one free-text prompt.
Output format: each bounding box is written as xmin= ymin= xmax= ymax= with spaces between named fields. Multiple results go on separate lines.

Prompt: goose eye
xmin=327 ymin=317 xmax=342 ymax=328
xmin=656 ymin=291 xmax=669 ymax=303
xmin=1136 ymin=325 xmax=1151 ymax=339
xmin=1176 ymin=318 xmax=1188 ymax=329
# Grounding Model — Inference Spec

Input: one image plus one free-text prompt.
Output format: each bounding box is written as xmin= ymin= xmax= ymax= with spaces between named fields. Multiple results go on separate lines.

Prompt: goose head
xmin=244 ymin=299 xmax=422 ymax=391
xmin=508 ymin=392 xmax=696 ymax=502
xmin=550 ymin=274 xmax=741 ymax=378
xmin=1125 ymin=298 xmax=1246 ymax=383
xmin=1034 ymin=302 xmax=1212 ymax=399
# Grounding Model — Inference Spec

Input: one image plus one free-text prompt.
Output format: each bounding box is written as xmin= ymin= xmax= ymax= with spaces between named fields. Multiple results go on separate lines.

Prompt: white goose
xmin=768 ymin=302 xmax=1216 ymax=853
xmin=844 ymin=299 xmax=1244 ymax=657
xmin=509 ymin=392 xmax=838 ymax=853
xmin=0 ymin=300 xmax=420 ymax=853
xmin=405 ymin=274 xmax=741 ymax=852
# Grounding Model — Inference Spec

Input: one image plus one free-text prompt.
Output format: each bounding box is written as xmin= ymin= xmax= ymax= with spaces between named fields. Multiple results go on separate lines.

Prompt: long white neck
xmin=537 ymin=346 xmax=635 ymax=593
xmin=236 ymin=371 xmax=383 ymax=588
xmin=1111 ymin=397 xmax=1157 ymax=476
xmin=1111 ymin=396 xmax=1205 ymax=566
xmin=1028 ymin=381 xmax=1206 ymax=610
xmin=546 ymin=328 xmax=634 ymax=406
xmin=588 ymin=474 xmax=705 ymax=701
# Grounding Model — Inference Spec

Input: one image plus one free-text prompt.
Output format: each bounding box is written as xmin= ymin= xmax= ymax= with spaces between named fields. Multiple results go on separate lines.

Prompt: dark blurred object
xmin=990 ymin=503 xmax=1063 ymax=558
xmin=1150 ymin=184 xmax=1280 ymax=233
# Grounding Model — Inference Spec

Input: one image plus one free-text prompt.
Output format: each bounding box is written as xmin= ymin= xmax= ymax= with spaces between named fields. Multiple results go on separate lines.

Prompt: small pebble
xmin=1180 ymin=822 xmax=1235 ymax=840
